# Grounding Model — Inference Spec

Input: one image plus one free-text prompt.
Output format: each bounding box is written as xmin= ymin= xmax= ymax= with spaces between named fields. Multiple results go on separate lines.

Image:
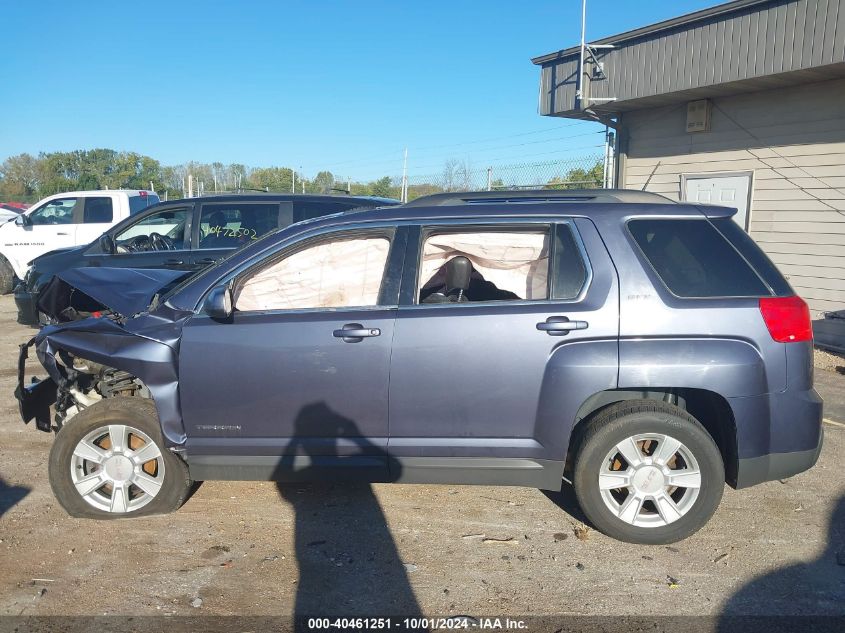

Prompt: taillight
xmin=759 ymin=296 xmax=812 ymax=343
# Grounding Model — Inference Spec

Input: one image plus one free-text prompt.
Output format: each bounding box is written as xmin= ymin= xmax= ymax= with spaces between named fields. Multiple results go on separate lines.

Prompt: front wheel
xmin=48 ymin=397 xmax=191 ymax=519
xmin=572 ymin=400 xmax=725 ymax=544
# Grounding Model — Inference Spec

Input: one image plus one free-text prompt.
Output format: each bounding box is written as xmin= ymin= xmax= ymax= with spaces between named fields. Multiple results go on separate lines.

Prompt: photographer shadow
xmin=719 ymin=494 xmax=845 ymax=623
xmin=274 ymin=402 xmax=421 ymax=619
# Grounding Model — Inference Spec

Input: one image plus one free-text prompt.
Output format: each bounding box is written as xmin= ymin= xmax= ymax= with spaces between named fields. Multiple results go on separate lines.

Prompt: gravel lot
xmin=0 ymin=294 xmax=843 ymax=619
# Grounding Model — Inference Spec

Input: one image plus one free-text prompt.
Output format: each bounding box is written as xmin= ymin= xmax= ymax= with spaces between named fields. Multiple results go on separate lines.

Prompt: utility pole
xmin=347 ymin=176 xmax=351 ymax=193
xmin=487 ymin=167 xmax=493 ymax=191
xmin=291 ymin=168 xmax=296 ymax=193
xmin=188 ymin=174 xmax=193 ymax=198
xmin=576 ymin=0 xmax=587 ymax=111
xmin=401 ymin=147 xmax=408 ymax=203
xmin=603 ymin=125 xmax=610 ymax=188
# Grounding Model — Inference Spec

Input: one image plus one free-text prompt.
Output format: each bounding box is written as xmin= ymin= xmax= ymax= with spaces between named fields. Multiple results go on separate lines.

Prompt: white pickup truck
xmin=0 ymin=189 xmax=159 ymax=293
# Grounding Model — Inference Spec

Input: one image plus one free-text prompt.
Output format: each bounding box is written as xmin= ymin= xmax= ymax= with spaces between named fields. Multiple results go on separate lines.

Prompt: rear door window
xmin=628 ymin=219 xmax=771 ymax=298
xmin=198 ymin=202 xmax=292 ymax=249
xmin=83 ymin=197 xmax=114 ymax=224
xmin=417 ymin=228 xmax=551 ymax=303
xmin=552 ymin=223 xmax=588 ymax=300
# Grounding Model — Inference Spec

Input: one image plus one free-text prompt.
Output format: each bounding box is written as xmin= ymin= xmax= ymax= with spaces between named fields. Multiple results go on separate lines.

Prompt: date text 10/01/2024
xmin=306 ymin=618 xmax=529 ymax=630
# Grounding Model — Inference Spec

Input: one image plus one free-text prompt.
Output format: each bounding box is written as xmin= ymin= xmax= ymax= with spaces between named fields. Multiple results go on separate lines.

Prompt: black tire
xmin=572 ymin=400 xmax=725 ymax=544
xmin=0 ymin=256 xmax=14 ymax=295
xmin=48 ymin=397 xmax=192 ymax=519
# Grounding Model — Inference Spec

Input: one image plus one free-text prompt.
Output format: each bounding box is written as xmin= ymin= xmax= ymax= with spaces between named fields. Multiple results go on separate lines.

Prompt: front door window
xmin=235 ymin=234 xmax=391 ymax=311
xmin=114 ymin=208 xmax=190 ymax=252
xmin=29 ymin=198 xmax=78 ymax=225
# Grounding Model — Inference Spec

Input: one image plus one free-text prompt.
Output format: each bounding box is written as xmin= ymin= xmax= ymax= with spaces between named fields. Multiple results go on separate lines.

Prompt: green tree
xmin=546 ymin=160 xmax=604 ymax=190
xmin=370 ymin=176 xmax=395 ymax=198
xmin=0 ymin=153 xmax=39 ymax=198
xmin=311 ymin=171 xmax=335 ymax=194
xmin=249 ymin=166 xmax=293 ymax=193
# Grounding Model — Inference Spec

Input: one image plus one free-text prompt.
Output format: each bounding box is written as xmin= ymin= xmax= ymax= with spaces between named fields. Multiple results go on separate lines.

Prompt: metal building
xmin=533 ymin=0 xmax=845 ymax=319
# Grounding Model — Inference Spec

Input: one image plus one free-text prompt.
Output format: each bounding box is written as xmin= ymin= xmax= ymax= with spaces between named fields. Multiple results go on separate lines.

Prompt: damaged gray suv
xmin=16 ymin=189 xmax=823 ymax=544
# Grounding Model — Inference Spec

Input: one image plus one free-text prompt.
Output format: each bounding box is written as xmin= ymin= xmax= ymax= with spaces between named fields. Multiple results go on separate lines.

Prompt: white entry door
xmin=683 ymin=173 xmax=752 ymax=230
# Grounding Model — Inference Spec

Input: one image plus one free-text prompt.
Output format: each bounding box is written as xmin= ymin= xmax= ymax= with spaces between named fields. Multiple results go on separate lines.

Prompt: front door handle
xmin=197 ymin=257 xmax=218 ymax=265
xmin=333 ymin=323 xmax=381 ymax=343
xmin=57 ymin=232 xmax=69 ymax=236
xmin=536 ymin=316 xmax=589 ymax=336
xmin=165 ymin=259 xmax=184 ymax=266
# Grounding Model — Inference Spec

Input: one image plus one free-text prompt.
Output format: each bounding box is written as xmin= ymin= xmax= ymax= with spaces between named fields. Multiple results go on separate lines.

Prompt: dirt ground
xmin=0 ymin=294 xmax=843 ymax=619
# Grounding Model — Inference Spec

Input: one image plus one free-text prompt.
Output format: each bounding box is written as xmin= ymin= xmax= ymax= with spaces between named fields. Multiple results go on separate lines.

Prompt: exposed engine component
xmin=98 ymin=370 xmax=145 ymax=398
xmin=55 ymin=355 xmax=150 ymax=428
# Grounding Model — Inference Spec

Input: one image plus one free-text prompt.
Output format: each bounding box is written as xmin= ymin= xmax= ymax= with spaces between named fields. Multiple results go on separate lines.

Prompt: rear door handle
xmin=536 ymin=316 xmax=589 ymax=336
xmin=57 ymin=232 xmax=69 ymax=236
xmin=333 ymin=323 xmax=381 ymax=342
xmin=197 ymin=257 xmax=218 ymax=265
xmin=165 ymin=259 xmax=184 ymax=266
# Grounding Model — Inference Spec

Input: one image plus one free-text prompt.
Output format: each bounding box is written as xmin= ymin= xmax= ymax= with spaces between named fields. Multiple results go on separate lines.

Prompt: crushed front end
xmin=14 ymin=267 xmax=196 ymax=447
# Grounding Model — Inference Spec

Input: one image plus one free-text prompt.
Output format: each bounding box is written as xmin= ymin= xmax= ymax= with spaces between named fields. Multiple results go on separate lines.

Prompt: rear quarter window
xmin=628 ymin=219 xmax=771 ymax=298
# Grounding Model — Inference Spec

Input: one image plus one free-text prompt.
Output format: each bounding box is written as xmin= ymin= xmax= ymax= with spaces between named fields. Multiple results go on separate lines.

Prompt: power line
xmin=405 ymin=143 xmax=605 ymax=174
xmin=410 ymin=120 xmax=587 ymax=152
xmin=320 ymin=130 xmax=603 ymax=173
xmin=310 ymin=122 xmax=596 ymax=171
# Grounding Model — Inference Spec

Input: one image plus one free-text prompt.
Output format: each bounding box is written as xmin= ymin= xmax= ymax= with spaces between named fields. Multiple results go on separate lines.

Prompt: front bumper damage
xmin=15 ymin=338 xmax=56 ymax=432
xmin=13 ymin=267 xmax=196 ymax=447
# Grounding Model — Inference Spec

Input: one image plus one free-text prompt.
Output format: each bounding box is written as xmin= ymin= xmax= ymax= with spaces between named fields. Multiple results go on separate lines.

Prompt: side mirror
xmin=15 ymin=214 xmax=31 ymax=227
xmin=203 ymin=285 xmax=233 ymax=321
xmin=98 ymin=234 xmax=116 ymax=254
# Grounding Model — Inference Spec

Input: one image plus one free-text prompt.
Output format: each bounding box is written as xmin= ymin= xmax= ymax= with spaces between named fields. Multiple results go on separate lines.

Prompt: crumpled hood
xmin=38 ymin=267 xmax=192 ymax=319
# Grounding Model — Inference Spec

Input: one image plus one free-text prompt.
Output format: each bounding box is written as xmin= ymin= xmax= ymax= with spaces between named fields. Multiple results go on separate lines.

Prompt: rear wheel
xmin=48 ymin=397 xmax=191 ymax=519
xmin=572 ymin=400 xmax=725 ymax=544
xmin=0 ymin=256 xmax=15 ymax=295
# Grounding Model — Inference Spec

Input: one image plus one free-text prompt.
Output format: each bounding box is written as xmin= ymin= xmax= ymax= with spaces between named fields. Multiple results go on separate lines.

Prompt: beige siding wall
xmin=623 ymin=77 xmax=845 ymax=316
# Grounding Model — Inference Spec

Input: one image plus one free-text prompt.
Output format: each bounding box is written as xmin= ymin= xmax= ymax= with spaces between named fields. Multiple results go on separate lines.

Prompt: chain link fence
xmin=401 ymin=154 xmax=606 ymax=200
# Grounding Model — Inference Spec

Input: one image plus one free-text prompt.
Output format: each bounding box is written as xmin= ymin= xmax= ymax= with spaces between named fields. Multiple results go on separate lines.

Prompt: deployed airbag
xmin=420 ymin=232 xmax=549 ymax=300
xmin=236 ymin=237 xmax=390 ymax=311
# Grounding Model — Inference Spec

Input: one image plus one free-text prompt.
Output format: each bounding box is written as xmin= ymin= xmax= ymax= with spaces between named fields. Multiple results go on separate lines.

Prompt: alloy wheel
xmin=598 ymin=432 xmax=702 ymax=528
xmin=69 ymin=424 xmax=166 ymax=513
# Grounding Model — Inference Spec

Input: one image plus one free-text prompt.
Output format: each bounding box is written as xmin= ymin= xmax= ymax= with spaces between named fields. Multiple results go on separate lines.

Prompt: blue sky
xmin=1 ymin=1 xmax=716 ymax=180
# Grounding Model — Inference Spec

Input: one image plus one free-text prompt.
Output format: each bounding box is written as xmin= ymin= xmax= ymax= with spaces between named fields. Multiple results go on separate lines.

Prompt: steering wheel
xmin=122 ymin=235 xmax=151 ymax=252
xmin=149 ymin=232 xmax=176 ymax=251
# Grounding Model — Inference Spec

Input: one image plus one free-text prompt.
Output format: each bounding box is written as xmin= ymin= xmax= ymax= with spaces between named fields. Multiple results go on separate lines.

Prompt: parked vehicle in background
xmin=0 ymin=203 xmax=27 ymax=222
xmin=0 ymin=190 xmax=160 ymax=294
xmin=16 ymin=189 xmax=822 ymax=544
xmin=15 ymin=193 xmax=398 ymax=325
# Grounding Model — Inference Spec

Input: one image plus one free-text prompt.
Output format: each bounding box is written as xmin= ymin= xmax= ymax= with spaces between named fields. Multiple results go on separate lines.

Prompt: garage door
xmin=683 ymin=173 xmax=752 ymax=231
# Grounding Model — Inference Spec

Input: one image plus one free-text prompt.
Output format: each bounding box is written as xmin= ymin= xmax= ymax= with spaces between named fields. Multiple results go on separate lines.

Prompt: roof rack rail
xmin=403 ymin=188 xmax=675 ymax=206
